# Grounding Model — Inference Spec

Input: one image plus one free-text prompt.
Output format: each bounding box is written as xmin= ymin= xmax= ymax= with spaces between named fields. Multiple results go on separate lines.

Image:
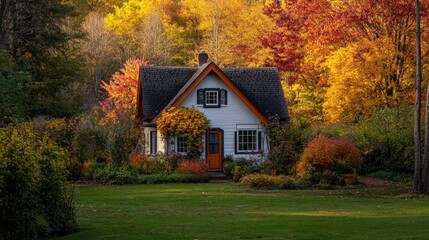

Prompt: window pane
xmin=208 ymin=133 xmax=218 ymax=153
xmin=176 ymin=136 xmax=188 ymax=153
xmin=237 ymin=130 xmax=257 ymax=152
xmin=205 ymin=91 xmax=218 ymax=106
xmin=150 ymin=131 xmax=157 ymax=154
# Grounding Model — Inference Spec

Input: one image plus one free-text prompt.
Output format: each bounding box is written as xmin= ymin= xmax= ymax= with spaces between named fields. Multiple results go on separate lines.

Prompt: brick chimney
xmin=198 ymin=52 xmax=208 ymax=66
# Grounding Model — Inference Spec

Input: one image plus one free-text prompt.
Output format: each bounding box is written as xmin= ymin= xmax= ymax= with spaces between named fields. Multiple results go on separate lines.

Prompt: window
xmin=205 ymin=91 xmax=218 ymax=106
xmin=176 ymin=136 xmax=188 ymax=154
xmin=197 ymin=88 xmax=227 ymax=108
xmin=208 ymin=133 xmax=219 ymax=153
xmin=150 ymin=131 xmax=157 ymax=154
xmin=236 ymin=129 xmax=258 ymax=153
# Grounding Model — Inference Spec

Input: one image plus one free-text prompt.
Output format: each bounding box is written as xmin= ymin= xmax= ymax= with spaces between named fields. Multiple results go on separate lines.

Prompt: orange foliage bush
xmin=177 ymin=160 xmax=209 ymax=177
xmin=296 ymin=136 xmax=362 ymax=174
xmin=81 ymin=160 xmax=96 ymax=177
xmin=129 ymin=151 xmax=148 ymax=166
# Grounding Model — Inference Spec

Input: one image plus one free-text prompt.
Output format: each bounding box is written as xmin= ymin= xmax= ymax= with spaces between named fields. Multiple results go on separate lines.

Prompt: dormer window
xmin=197 ymin=88 xmax=227 ymax=108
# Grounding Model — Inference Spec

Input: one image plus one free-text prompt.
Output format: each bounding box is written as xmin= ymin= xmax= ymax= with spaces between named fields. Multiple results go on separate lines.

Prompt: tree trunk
xmin=423 ymin=84 xmax=429 ymax=193
xmin=414 ymin=0 xmax=422 ymax=193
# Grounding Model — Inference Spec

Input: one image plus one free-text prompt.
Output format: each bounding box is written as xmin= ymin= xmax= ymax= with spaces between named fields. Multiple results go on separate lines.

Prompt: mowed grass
xmin=57 ymin=183 xmax=429 ymax=240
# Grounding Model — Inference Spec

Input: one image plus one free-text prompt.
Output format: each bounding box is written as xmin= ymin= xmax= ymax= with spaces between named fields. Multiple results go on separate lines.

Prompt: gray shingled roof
xmin=139 ymin=64 xmax=289 ymax=122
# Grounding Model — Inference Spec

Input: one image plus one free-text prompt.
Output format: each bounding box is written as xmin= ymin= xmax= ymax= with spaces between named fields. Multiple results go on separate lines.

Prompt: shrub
xmin=224 ymin=158 xmax=256 ymax=181
xmin=351 ymin=106 xmax=414 ymax=174
xmin=177 ymin=160 xmax=209 ymax=177
xmin=231 ymin=165 xmax=253 ymax=182
xmin=240 ymin=173 xmax=296 ymax=190
xmin=297 ymin=136 xmax=362 ymax=175
xmin=268 ymin=140 xmax=298 ymax=174
xmin=366 ymin=171 xmax=412 ymax=183
xmin=75 ymin=117 xmax=108 ymax=164
xmin=65 ymin=160 xmax=82 ymax=181
xmin=0 ymin=125 xmax=76 ymax=239
xmin=129 ymin=152 xmax=176 ymax=174
xmin=223 ymin=161 xmax=237 ymax=177
xmin=305 ymin=168 xmax=345 ymax=186
xmin=82 ymin=163 xmax=139 ymax=184
xmin=139 ymin=173 xmax=209 ymax=184
xmin=75 ymin=112 xmax=141 ymax=167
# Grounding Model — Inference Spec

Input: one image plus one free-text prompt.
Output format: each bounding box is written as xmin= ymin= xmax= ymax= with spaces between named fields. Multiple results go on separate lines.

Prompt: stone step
xmin=208 ymin=171 xmax=230 ymax=183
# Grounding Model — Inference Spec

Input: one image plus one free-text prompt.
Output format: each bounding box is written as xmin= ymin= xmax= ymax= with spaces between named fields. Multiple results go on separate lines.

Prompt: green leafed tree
xmin=0 ymin=0 xmax=85 ymax=117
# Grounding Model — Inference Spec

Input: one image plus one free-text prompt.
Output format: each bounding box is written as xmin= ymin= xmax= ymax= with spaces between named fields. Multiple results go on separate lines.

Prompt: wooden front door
xmin=207 ymin=130 xmax=222 ymax=170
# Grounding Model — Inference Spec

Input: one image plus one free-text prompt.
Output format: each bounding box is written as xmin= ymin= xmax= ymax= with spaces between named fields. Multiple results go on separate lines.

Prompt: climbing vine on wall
xmin=156 ymin=107 xmax=210 ymax=157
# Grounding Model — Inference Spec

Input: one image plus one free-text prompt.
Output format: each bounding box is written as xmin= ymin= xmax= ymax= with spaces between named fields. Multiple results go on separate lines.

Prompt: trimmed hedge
xmin=240 ymin=173 xmax=298 ymax=190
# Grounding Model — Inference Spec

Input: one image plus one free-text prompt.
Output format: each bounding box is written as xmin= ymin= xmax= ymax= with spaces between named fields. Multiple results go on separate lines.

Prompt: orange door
xmin=207 ymin=130 xmax=222 ymax=170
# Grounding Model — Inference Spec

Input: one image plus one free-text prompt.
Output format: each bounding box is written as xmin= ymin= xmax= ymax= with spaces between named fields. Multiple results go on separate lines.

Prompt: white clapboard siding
xmin=180 ymin=72 xmax=267 ymax=158
xmin=143 ymin=127 xmax=166 ymax=154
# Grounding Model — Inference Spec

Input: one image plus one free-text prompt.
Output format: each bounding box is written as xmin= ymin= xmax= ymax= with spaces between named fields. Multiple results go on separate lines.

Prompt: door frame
xmin=206 ymin=128 xmax=224 ymax=170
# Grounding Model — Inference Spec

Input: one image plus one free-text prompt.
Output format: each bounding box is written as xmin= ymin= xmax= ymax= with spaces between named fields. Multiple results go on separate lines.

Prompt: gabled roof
xmin=137 ymin=62 xmax=289 ymax=124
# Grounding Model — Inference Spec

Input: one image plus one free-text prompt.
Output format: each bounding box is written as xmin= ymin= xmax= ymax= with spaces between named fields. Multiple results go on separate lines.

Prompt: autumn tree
xmin=103 ymin=0 xmax=272 ymax=67
xmin=263 ymin=0 xmax=428 ymax=122
xmin=82 ymin=11 xmax=122 ymax=103
xmin=323 ymin=38 xmax=403 ymax=122
xmin=100 ymin=58 xmax=150 ymax=124
xmin=138 ymin=11 xmax=174 ymax=65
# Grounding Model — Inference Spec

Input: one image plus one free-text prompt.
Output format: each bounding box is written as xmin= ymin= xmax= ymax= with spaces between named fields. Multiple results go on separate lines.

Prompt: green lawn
xmin=57 ymin=183 xmax=429 ymax=240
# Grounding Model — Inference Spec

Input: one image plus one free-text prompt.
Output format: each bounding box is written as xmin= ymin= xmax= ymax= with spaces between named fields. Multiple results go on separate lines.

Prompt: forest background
xmin=1 ymin=0 xmax=429 ymax=176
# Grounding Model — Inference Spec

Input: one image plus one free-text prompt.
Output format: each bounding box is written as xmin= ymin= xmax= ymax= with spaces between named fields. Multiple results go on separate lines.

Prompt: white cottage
xmin=136 ymin=53 xmax=289 ymax=170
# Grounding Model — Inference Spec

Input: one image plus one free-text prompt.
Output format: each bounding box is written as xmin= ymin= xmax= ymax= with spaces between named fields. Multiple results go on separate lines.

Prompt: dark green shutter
xmin=220 ymin=89 xmax=227 ymax=105
xmin=197 ymin=89 xmax=204 ymax=104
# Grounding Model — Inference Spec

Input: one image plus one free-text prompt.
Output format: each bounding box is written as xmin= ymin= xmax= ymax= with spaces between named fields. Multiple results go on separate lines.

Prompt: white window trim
xmin=205 ymin=90 xmax=219 ymax=106
xmin=236 ymin=129 xmax=258 ymax=153
xmin=175 ymin=136 xmax=188 ymax=154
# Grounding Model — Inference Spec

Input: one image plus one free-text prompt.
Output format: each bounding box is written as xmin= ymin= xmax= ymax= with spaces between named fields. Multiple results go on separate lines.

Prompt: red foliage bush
xmin=129 ymin=152 xmax=174 ymax=174
xmin=177 ymin=160 xmax=209 ymax=177
xmin=129 ymin=151 xmax=148 ymax=166
xmin=296 ymin=136 xmax=362 ymax=174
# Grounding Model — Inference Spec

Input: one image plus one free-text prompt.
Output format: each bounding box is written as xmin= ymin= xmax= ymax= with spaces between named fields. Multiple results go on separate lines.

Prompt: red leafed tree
xmin=100 ymin=58 xmax=150 ymax=124
xmin=262 ymin=0 xmax=428 ymax=122
xmin=261 ymin=0 xmax=304 ymax=82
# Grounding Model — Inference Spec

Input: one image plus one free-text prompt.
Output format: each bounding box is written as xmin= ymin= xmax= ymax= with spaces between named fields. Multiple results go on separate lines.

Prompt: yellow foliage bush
xmin=156 ymin=107 xmax=209 ymax=155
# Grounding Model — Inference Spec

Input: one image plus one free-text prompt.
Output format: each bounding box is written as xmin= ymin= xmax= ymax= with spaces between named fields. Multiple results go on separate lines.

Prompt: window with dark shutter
xmin=198 ymin=88 xmax=227 ymax=108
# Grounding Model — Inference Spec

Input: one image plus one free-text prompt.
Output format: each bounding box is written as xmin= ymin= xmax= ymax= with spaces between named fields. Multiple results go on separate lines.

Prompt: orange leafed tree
xmin=100 ymin=58 xmax=150 ymax=124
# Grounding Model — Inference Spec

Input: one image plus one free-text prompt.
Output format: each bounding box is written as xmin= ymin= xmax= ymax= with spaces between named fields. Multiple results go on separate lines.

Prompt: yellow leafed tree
xmin=104 ymin=0 xmax=271 ymax=67
xmin=323 ymin=38 xmax=405 ymax=123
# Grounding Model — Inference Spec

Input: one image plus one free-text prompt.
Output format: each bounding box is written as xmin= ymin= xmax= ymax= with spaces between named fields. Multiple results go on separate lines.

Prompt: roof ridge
xmin=140 ymin=66 xmax=198 ymax=69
